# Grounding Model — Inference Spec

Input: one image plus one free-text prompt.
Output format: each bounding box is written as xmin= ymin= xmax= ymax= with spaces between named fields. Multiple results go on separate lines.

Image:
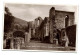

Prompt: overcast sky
xmin=5 ymin=3 xmax=77 ymax=21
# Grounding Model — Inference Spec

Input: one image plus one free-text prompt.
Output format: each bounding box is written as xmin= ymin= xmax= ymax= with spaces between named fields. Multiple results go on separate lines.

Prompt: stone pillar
xmin=29 ymin=28 xmax=31 ymax=42
xmin=10 ymin=38 xmax=14 ymax=49
xmin=25 ymin=32 xmax=28 ymax=42
xmin=64 ymin=32 xmax=69 ymax=47
xmin=3 ymin=39 xmax=6 ymax=49
xmin=16 ymin=37 xmax=20 ymax=49
xmin=20 ymin=38 xmax=24 ymax=47
xmin=26 ymin=28 xmax=31 ymax=43
xmin=49 ymin=7 xmax=57 ymax=43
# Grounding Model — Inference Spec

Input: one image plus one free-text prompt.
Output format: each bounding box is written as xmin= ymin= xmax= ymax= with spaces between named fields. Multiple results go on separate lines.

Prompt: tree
xmin=4 ymin=7 xmax=14 ymax=32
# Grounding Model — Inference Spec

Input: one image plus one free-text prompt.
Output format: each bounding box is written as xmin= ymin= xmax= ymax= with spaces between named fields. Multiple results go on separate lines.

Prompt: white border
xmin=2 ymin=2 xmax=78 ymax=52
xmin=0 ymin=0 xmax=79 ymax=55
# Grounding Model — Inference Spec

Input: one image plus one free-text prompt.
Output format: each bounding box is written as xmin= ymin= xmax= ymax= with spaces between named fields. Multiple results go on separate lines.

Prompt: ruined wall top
xmin=49 ymin=7 xmax=55 ymax=19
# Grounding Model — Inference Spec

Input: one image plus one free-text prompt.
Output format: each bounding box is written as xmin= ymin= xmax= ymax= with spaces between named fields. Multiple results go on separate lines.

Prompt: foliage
xmin=4 ymin=7 xmax=14 ymax=32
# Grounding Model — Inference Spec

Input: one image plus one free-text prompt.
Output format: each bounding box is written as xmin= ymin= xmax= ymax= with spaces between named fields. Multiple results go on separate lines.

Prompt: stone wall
xmin=55 ymin=10 xmax=74 ymax=29
xmin=66 ymin=25 xmax=76 ymax=47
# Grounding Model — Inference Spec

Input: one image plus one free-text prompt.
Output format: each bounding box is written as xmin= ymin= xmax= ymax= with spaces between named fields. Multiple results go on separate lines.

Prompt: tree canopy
xmin=4 ymin=7 xmax=14 ymax=32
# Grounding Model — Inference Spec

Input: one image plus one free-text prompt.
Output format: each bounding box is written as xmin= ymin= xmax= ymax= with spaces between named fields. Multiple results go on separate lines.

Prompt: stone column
xmin=10 ymin=38 xmax=14 ymax=49
xmin=64 ymin=32 xmax=69 ymax=47
xmin=26 ymin=28 xmax=31 ymax=43
xmin=49 ymin=7 xmax=57 ymax=44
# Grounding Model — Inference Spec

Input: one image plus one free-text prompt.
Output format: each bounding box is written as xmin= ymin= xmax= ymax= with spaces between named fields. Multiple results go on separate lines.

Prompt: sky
xmin=5 ymin=3 xmax=77 ymax=21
